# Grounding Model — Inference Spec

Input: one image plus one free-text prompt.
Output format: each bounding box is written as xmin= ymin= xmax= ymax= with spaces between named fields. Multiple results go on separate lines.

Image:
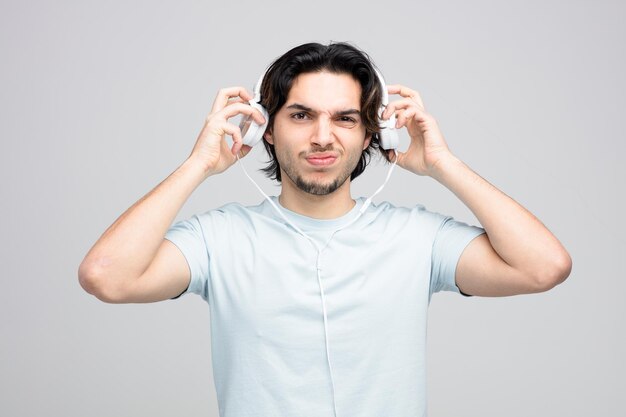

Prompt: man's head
xmin=258 ymin=42 xmax=386 ymax=194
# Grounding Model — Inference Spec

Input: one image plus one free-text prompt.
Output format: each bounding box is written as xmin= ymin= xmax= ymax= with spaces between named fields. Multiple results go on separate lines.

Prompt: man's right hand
xmin=187 ymin=87 xmax=267 ymax=177
xmin=78 ymin=87 xmax=266 ymax=303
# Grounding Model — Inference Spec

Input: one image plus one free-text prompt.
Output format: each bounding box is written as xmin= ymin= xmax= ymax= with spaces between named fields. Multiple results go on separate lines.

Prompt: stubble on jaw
xmin=293 ymin=173 xmax=343 ymax=195
xmin=279 ymin=145 xmax=361 ymax=196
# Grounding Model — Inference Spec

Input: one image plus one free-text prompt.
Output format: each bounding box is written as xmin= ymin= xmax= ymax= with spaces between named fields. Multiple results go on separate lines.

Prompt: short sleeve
xmin=429 ymin=216 xmax=485 ymax=298
xmin=164 ymin=215 xmax=210 ymax=302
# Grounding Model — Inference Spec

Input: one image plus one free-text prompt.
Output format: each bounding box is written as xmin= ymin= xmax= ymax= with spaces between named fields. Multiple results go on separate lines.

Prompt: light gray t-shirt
xmin=165 ymin=197 xmax=484 ymax=417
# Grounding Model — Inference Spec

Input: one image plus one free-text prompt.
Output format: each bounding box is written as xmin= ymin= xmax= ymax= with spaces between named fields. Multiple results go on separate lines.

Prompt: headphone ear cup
xmin=240 ymin=101 xmax=269 ymax=147
xmin=379 ymin=111 xmax=399 ymax=150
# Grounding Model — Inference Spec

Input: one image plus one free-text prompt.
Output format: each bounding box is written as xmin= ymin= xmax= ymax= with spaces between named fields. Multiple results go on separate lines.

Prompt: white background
xmin=1 ymin=0 xmax=623 ymax=415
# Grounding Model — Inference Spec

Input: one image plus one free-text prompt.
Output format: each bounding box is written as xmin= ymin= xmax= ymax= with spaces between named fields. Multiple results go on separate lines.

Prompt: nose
xmin=311 ymin=116 xmax=335 ymax=148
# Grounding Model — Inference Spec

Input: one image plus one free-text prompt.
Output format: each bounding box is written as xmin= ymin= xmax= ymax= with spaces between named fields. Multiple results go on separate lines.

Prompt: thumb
xmin=238 ymin=144 xmax=253 ymax=159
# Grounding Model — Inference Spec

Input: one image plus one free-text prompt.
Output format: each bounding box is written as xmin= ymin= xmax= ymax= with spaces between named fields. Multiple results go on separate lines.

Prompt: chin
xmin=294 ymin=175 xmax=346 ymax=196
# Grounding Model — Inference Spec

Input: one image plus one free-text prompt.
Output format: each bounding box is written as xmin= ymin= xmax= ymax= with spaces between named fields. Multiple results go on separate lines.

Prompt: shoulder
xmin=188 ymin=199 xmax=286 ymax=234
xmin=351 ymin=200 xmax=455 ymax=243
xmin=192 ymin=200 xmax=266 ymax=221
xmin=364 ymin=200 xmax=447 ymax=225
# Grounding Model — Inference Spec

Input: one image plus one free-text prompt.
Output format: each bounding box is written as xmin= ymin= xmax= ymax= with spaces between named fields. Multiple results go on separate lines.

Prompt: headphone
xmin=240 ymin=69 xmax=399 ymax=150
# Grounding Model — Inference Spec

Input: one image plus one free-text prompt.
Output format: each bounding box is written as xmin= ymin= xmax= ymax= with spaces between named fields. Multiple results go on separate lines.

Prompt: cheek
xmin=273 ymin=138 xmax=295 ymax=162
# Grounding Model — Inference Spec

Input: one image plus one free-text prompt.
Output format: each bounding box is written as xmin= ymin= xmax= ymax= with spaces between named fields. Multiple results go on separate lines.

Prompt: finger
xmin=382 ymin=98 xmax=423 ymax=119
xmin=211 ymin=87 xmax=254 ymax=113
xmin=387 ymin=84 xmax=425 ymax=109
xmin=219 ymin=102 xmax=267 ymax=125
xmin=225 ymin=97 xmax=245 ymax=106
xmin=220 ymin=123 xmax=244 ymax=155
xmin=395 ymin=107 xmax=418 ymax=129
xmin=396 ymin=106 xmax=428 ymax=129
xmin=237 ymin=144 xmax=252 ymax=159
xmin=398 ymin=104 xmax=433 ymax=129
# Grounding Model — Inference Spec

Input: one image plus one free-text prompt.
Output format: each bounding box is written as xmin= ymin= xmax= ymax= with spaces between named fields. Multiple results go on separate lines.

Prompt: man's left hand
xmin=383 ymin=85 xmax=453 ymax=177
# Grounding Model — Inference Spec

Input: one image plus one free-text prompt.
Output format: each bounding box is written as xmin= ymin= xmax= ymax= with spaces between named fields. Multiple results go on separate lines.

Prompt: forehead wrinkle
xmin=285 ymin=72 xmax=362 ymax=116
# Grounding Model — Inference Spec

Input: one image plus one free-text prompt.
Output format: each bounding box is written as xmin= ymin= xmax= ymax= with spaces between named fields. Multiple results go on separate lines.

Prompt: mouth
xmin=305 ymin=152 xmax=338 ymax=167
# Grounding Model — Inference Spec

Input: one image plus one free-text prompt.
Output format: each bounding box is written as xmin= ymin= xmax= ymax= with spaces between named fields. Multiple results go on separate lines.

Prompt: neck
xmin=279 ymin=176 xmax=355 ymax=219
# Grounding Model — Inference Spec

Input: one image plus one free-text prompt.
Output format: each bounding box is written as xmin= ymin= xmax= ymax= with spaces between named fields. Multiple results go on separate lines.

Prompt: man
xmin=79 ymin=42 xmax=571 ymax=417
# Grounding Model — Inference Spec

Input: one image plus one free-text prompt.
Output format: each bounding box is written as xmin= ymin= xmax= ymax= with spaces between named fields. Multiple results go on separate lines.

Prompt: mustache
xmin=301 ymin=145 xmax=342 ymax=157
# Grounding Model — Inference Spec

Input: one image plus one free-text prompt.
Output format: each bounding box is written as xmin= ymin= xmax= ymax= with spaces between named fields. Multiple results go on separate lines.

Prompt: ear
xmin=362 ymin=133 xmax=371 ymax=150
xmin=264 ymin=128 xmax=274 ymax=145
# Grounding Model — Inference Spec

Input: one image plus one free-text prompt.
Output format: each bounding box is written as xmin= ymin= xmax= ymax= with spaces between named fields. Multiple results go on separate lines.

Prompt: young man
xmin=79 ymin=42 xmax=571 ymax=417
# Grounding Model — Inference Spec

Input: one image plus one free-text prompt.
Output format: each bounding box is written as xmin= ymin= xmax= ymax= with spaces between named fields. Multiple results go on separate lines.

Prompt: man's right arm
xmin=78 ymin=160 xmax=205 ymax=303
xmin=78 ymin=87 xmax=266 ymax=303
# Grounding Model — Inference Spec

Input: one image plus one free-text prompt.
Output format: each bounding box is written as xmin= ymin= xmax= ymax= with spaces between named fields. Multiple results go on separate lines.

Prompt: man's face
xmin=264 ymin=71 xmax=371 ymax=196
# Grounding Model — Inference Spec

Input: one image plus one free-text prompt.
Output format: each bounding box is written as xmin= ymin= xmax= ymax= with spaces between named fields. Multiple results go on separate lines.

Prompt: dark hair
xmin=259 ymin=42 xmax=386 ymax=182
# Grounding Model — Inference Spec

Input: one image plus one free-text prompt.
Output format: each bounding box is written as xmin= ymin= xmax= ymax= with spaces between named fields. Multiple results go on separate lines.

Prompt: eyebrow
xmin=286 ymin=103 xmax=361 ymax=117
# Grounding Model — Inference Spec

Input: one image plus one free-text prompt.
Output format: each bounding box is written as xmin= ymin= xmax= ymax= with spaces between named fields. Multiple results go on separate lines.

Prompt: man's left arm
xmin=434 ymin=155 xmax=571 ymax=296
xmin=384 ymin=85 xmax=572 ymax=297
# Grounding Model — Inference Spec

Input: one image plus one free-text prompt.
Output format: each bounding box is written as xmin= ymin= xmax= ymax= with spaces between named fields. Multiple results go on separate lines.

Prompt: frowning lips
xmin=304 ymin=151 xmax=339 ymax=166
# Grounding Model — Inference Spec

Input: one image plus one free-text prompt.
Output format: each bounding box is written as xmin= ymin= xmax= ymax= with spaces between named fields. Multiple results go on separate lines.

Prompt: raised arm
xmin=383 ymin=85 xmax=572 ymax=297
xmin=78 ymin=87 xmax=266 ymax=303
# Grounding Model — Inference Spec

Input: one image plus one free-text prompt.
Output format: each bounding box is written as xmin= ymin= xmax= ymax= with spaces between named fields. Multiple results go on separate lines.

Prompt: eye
xmin=336 ymin=116 xmax=358 ymax=127
xmin=291 ymin=112 xmax=309 ymax=120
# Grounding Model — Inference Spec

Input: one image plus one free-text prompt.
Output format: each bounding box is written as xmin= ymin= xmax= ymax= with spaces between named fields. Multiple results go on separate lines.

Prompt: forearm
xmin=431 ymin=154 xmax=571 ymax=284
xmin=79 ymin=158 xmax=207 ymax=290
